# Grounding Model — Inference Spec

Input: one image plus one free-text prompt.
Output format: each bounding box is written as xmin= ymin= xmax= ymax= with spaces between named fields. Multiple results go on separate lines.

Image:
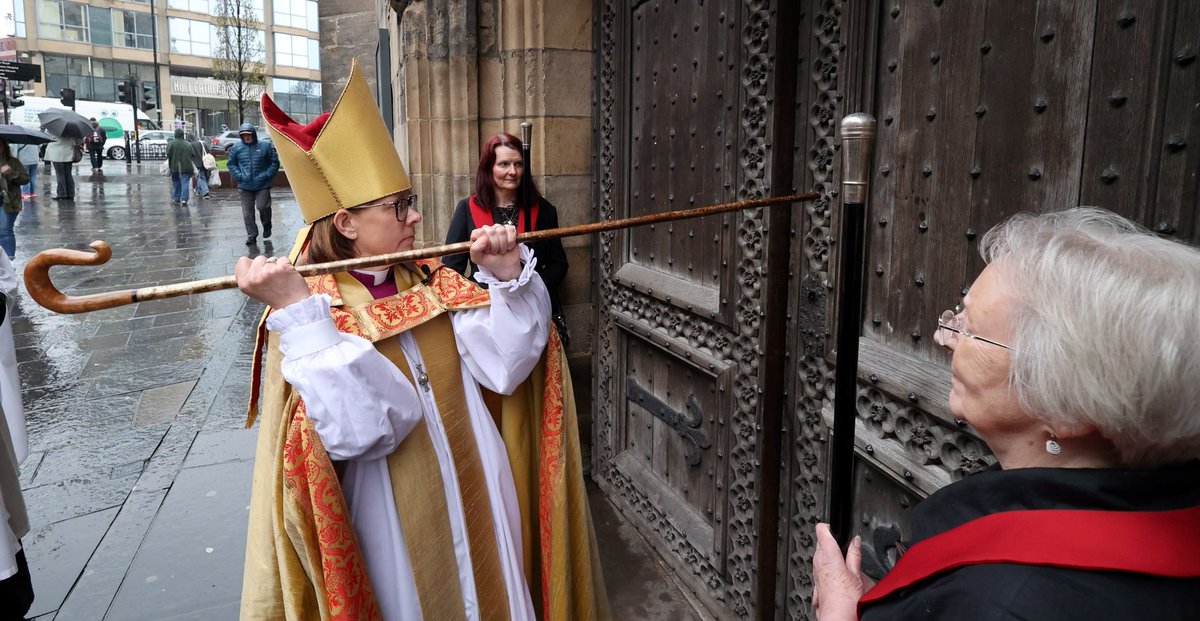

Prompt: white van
xmin=10 ymin=97 xmax=159 ymax=160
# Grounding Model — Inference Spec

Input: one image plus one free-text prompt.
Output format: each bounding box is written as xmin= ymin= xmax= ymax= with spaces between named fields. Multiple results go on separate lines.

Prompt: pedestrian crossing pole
xmin=119 ymin=76 xmax=141 ymax=164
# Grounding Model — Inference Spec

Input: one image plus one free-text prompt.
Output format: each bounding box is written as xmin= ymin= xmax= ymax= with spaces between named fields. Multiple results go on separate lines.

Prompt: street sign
xmin=0 ymin=61 xmax=41 ymax=82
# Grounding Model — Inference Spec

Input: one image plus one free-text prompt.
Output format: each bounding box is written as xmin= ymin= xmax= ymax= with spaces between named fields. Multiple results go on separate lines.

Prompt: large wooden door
xmin=776 ymin=1 xmax=1200 ymax=619
xmin=592 ymin=0 xmax=797 ymax=618
xmin=593 ymin=0 xmax=1198 ymax=619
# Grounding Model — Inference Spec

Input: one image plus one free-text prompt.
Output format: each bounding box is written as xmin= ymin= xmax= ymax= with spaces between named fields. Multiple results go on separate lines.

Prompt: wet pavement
xmin=10 ymin=161 xmax=706 ymax=619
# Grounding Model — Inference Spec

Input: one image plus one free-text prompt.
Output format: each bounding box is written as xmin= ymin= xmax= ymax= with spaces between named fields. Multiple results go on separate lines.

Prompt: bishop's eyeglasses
xmin=936 ymin=306 xmax=1012 ymax=350
xmin=352 ymin=194 xmax=419 ymax=221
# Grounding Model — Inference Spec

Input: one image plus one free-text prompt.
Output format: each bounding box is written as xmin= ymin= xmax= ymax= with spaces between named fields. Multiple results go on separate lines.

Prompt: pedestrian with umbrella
xmin=0 ymin=125 xmax=53 ymax=200
xmin=38 ymin=108 xmax=90 ymax=201
xmin=0 ymin=139 xmax=31 ymax=259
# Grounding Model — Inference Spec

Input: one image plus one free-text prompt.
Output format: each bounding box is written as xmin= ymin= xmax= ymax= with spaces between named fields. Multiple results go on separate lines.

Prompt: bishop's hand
xmin=235 ymin=256 xmax=311 ymax=309
xmin=469 ymin=224 xmax=521 ymax=281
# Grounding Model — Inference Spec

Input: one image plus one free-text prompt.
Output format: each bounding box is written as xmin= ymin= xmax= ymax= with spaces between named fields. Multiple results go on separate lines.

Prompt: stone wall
xmin=318 ymin=0 xmax=381 ymax=108
xmin=316 ymin=0 xmax=597 ymax=415
xmin=386 ymin=0 xmax=597 ymax=409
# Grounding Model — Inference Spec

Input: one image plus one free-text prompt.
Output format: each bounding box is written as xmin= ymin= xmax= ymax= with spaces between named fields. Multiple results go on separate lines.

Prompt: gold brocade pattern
xmin=281 ymin=401 xmax=381 ymax=620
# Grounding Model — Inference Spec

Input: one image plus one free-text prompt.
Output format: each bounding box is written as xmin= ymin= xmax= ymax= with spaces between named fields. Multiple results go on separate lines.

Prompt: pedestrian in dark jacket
xmin=0 ymin=139 xmax=30 ymax=259
xmin=166 ymin=129 xmax=195 ymax=206
xmin=84 ymin=118 xmax=107 ymax=173
xmin=226 ymin=123 xmax=279 ymax=245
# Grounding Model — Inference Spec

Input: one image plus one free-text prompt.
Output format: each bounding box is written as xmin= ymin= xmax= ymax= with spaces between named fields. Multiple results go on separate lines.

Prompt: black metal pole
xmin=829 ymin=113 xmax=877 ymax=546
xmin=132 ymin=76 xmax=141 ymax=164
xmin=149 ymin=0 xmax=163 ymax=127
xmin=519 ymin=121 xmax=533 ymax=221
xmin=2 ymin=79 xmax=8 ymax=125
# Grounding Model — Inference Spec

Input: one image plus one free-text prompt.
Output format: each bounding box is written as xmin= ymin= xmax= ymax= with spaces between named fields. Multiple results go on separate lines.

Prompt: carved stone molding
xmin=594 ymin=0 xmax=619 ymax=487
xmin=852 ymin=386 xmax=995 ymax=489
xmin=609 ymin=467 xmax=725 ymax=594
xmin=786 ymin=1 xmax=844 ymax=619
xmin=610 ymin=285 xmax=736 ymax=362
xmin=725 ymin=0 xmax=775 ymax=616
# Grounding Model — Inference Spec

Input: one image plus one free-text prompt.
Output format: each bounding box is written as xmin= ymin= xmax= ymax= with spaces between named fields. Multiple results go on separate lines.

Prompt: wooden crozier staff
xmin=24 ymin=193 xmax=818 ymax=314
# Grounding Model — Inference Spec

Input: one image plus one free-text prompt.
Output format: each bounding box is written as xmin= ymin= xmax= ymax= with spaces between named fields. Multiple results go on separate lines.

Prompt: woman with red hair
xmin=444 ymin=133 xmax=571 ymax=344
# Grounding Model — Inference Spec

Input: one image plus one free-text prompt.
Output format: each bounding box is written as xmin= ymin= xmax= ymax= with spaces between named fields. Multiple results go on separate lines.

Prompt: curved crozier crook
xmin=23 ymin=241 xmax=136 ymax=314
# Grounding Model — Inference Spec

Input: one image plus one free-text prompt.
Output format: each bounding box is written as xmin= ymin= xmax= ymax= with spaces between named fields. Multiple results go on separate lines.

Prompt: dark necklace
xmin=496 ymin=203 xmax=519 ymax=226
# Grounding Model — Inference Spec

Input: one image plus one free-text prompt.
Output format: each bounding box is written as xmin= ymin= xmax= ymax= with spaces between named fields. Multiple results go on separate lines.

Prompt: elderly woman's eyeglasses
xmin=937 ymin=306 xmax=1012 ymax=350
xmin=352 ymin=194 xmax=419 ymax=221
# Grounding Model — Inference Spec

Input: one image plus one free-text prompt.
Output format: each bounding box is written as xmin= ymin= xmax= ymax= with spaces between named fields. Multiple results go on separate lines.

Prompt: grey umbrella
xmin=38 ymin=108 xmax=92 ymax=140
xmin=0 ymin=124 xmax=54 ymax=145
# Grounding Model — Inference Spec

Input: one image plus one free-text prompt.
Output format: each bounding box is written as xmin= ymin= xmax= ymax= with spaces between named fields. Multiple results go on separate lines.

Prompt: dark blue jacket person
xmin=227 ymin=123 xmax=280 ymax=245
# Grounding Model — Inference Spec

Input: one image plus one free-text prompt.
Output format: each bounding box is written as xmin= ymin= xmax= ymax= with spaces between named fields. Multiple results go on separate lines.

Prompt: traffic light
xmin=59 ymin=87 xmax=75 ymax=109
xmin=117 ymin=81 xmax=132 ymax=104
xmin=8 ymin=84 xmax=23 ymax=108
xmin=140 ymin=83 xmax=156 ymax=111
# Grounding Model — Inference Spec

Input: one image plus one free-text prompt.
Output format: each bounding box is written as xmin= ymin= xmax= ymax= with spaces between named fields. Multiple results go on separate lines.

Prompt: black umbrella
xmin=0 ymin=124 xmax=54 ymax=145
xmin=38 ymin=108 xmax=92 ymax=140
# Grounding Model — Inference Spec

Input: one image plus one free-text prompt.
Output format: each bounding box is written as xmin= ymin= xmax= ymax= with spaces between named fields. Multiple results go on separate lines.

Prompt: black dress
xmin=862 ymin=460 xmax=1200 ymax=621
xmin=443 ymin=196 xmax=569 ymax=314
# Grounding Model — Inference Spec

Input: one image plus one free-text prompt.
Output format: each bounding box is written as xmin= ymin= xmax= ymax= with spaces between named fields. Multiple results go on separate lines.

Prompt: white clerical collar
xmin=351 ymin=267 xmax=391 ymax=286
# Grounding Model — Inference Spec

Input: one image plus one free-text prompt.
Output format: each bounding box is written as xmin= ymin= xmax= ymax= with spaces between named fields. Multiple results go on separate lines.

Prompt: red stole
xmin=859 ymin=505 xmax=1200 ymax=614
xmin=468 ymin=194 xmax=540 ymax=232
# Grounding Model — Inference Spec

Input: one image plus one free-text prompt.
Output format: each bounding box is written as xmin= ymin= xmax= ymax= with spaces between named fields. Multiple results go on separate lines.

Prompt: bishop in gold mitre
xmin=237 ymin=60 xmax=609 ymax=621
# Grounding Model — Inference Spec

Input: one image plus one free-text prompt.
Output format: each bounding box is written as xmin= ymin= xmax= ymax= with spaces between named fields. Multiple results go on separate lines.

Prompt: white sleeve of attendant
xmin=267 ymin=294 xmax=423 ymax=461
xmin=454 ymin=245 xmax=551 ymax=395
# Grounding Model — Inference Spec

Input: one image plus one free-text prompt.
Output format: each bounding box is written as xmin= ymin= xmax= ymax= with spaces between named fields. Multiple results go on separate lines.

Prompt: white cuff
xmin=265 ymin=294 xmax=344 ymax=358
xmin=474 ymin=245 xmax=539 ymax=292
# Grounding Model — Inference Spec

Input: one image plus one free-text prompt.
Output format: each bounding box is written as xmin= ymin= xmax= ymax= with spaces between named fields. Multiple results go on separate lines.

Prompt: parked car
xmin=201 ymin=136 xmax=226 ymax=156
xmin=128 ymin=130 xmax=174 ymax=158
xmin=211 ymin=129 xmax=272 ymax=153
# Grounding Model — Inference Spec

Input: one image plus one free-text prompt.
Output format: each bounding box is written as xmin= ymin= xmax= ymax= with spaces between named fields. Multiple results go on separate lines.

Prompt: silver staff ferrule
xmin=839 ymin=113 xmax=877 ymax=205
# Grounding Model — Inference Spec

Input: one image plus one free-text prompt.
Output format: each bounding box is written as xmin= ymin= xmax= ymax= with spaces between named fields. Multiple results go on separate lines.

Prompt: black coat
xmin=443 ymin=196 xmax=569 ymax=312
xmin=862 ymin=460 xmax=1200 ymax=621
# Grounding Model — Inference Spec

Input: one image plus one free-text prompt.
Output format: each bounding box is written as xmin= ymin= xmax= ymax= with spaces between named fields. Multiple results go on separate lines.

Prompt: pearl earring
xmin=1045 ymin=436 xmax=1062 ymax=455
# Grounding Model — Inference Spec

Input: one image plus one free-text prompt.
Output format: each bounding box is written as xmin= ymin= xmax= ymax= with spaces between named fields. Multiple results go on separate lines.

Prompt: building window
xmin=36 ymin=0 xmax=90 ymax=43
xmin=272 ymin=78 xmax=321 ymax=123
xmin=274 ymin=0 xmax=317 ymax=32
xmin=114 ymin=10 xmax=154 ymax=50
xmin=14 ymin=0 xmax=26 ymax=37
xmin=42 ymin=54 xmax=156 ymax=106
xmin=168 ymin=17 xmax=213 ymax=57
xmin=167 ymin=0 xmax=212 ymax=14
xmin=208 ymin=0 xmax=265 ymax=22
xmin=274 ymin=32 xmax=319 ymax=70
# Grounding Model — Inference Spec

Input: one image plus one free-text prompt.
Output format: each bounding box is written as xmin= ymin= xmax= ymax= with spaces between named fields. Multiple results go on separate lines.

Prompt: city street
xmin=9 ymin=161 xmax=705 ymax=620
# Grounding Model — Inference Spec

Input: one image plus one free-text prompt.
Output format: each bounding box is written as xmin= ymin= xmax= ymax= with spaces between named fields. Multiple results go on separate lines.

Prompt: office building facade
xmin=11 ymin=0 xmax=322 ymax=136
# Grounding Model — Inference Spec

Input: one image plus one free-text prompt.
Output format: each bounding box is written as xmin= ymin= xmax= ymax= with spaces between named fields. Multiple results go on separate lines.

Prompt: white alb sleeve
xmin=266 ymin=294 xmax=423 ymax=461
xmin=454 ymin=245 xmax=551 ymax=394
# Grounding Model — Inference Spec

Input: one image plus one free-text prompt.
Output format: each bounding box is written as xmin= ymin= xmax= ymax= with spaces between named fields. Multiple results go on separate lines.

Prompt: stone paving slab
xmin=106 ymin=457 xmax=252 ymax=621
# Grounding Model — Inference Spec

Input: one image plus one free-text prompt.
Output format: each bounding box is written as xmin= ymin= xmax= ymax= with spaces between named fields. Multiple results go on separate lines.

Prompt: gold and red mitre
xmin=261 ymin=58 xmax=410 ymax=224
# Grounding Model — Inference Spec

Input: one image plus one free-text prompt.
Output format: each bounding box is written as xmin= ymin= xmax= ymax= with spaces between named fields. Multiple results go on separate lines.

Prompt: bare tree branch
xmin=213 ymin=0 xmax=266 ymax=125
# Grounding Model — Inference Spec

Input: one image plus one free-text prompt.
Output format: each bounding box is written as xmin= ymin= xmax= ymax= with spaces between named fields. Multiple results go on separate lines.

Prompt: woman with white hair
xmin=812 ymin=208 xmax=1200 ymax=620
